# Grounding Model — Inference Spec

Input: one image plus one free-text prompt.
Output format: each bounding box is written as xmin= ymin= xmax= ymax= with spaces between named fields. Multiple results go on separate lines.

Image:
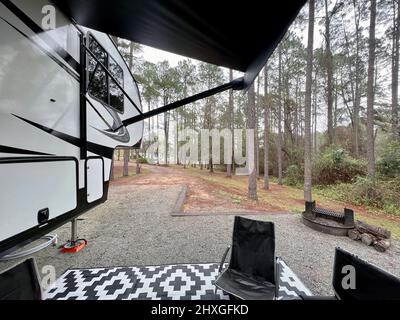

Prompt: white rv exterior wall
xmin=0 ymin=160 xmax=77 ymax=242
xmin=0 ymin=0 xmax=143 ymax=253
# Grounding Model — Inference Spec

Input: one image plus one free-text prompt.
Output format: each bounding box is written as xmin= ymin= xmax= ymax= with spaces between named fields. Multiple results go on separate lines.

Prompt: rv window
xmin=87 ymin=35 xmax=124 ymax=113
xmin=89 ymin=68 xmax=108 ymax=104
xmin=109 ymin=57 xmax=124 ymax=112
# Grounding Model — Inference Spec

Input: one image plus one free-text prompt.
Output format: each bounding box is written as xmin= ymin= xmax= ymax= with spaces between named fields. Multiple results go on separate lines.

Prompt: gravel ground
xmin=1 ymin=184 xmax=399 ymax=296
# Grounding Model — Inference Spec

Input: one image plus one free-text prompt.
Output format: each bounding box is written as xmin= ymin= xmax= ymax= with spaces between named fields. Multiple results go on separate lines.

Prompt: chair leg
xmin=214 ymin=287 xmax=235 ymax=300
xmin=214 ymin=246 xmax=230 ymax=300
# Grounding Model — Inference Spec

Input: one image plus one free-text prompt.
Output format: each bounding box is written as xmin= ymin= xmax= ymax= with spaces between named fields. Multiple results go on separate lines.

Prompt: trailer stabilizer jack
xmin=61 ymin=239 xmax=87 ymax=253
xmin=60 ymin=219 xmax=87 ymax=254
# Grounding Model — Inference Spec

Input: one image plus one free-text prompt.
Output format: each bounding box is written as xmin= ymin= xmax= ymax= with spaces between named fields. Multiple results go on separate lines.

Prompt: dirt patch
xmin=109 ymin=163 xmax=400 ymax=238
xmin=111 ymin=163 xmax=278 ymax=214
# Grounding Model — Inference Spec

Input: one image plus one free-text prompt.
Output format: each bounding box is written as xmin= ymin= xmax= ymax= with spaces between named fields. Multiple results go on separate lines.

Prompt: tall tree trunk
xmin=136 ymin=150 xmax=141 ymax=174
xmin=227 ymin=69 xmax=234 ymax=177
xmin=176 ymin=109 xmax=180 ymax=165
xmin=334 ymin=76 xmax=338 ymax=129
xmin=313 ymin=70 xmax=318 ymax=152
xmin=123 ymin=148 xmax=129 ymax=177
xmin=366 ymin=0 xmax=377 ymax=178
xmin=256 ymin=76 xmax=260 ymax=178
xmin=156 ymin=114 xmax=160 ymax=165
xmin=353 ymin=0 xmax=362 ymax=156
xmin=284 ymin=76 xmax=291 ymax=155
xmin=164 ymin=94 xmax=170 ymax=165
xmin=247 ymin=83 xmax=258 ymax=200
xmin=110 ymin=152 xmax=115 ymax=181
xmin=193 ymin=105 xmax=197 ymax=168
xmin=148 ymin=101 xmax=151 ymax=145
xmin=294 ymin=77 xmax=300 ymax=144
xmin=325 ymin=0 xmax=334 ymax=145
xmin=304 ymin=0 xmax=315 ymax=202
xmin=277 ymin=47 xmax=283 ymax=185
xmin=392 ymin=0 xmax=400 ymax=139
xmin=264 ymin=67 xmax=270 ymax=190
xmin=208 ymin=99 xmax=214 ymax=173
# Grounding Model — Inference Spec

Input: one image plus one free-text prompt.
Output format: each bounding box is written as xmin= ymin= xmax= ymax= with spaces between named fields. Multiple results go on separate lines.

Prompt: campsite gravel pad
xmin=44 ymin=259 xmax=312 ymax=300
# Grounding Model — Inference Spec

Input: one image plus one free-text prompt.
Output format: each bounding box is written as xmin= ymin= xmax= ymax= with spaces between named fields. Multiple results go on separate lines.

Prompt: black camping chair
xmin=301 ymin=247 xmax=400 ymax=300
xmin=214 ymin=216 xmax=278 ymax=300
xmin=0 ymin=258 xmax=42 ymax=300
xmin=332 ymin=247 xmax=400 ymax=300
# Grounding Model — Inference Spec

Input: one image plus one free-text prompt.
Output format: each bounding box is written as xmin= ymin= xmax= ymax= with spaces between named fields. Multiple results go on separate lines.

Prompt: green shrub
xmin=319 ymin=177 xmax=400 ymax=215
xmin=137 ymin=157 xmax=148 ymax=164
xmin=377 ymin=141 xmax=400 ymax=178
xmin=313 ymin=147 xmax=366 ymax=185
xmin=343 ymin=177 xmax=400 ymax=214
xmin=284 ymin=165 xmax=303 ymax=186
xmin=381 ymin=177 xmax=400 ymax=215
xmin=351 ymin=176 xmax=384 ymax=207
xmin=282 ymin=147 xmax=366 ymax=187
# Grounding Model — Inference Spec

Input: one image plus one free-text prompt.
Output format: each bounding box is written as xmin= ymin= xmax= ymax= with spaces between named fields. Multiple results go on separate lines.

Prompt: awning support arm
xmin=119 ymin=77 xmax=244 ymax=129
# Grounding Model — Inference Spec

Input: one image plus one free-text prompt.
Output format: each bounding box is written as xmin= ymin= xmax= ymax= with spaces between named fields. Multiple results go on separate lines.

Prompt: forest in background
xmin=114 ymin=0 xmax=400 ymax=216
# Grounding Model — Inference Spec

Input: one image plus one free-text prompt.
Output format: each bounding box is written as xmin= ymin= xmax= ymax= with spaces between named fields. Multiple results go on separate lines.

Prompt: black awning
xmin=53 ymin=0 xmax=306 ymax=88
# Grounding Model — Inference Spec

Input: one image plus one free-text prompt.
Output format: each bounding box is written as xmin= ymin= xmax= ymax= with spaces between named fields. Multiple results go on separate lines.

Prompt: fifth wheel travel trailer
xmin=0 ymin=0 xmax=145 ymax=256
xmin=0 ymin=0 xmax=306 ymax=259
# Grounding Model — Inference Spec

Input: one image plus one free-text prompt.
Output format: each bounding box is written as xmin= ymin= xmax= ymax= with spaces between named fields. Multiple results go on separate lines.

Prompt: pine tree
xmin=304 ymin=0 xmax=315 ymax=202
xmin=366 ymin=0 xmax=377 ymax=178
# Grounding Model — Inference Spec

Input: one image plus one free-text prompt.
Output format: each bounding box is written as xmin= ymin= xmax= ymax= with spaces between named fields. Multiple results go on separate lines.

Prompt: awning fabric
xmin=52 ymin=0 xmax=306 ymax=88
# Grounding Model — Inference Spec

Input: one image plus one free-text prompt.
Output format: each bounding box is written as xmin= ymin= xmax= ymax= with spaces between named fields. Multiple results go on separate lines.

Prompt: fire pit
xmin=302 ymin=201 xmax=355 ymax=236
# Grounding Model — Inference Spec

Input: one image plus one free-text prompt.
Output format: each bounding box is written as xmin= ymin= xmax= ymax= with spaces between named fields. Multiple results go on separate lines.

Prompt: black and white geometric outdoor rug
xmin=44 ymin=258 xmax=312 ymax=300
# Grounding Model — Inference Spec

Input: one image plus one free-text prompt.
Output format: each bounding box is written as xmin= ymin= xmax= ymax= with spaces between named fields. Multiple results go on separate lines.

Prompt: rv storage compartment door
xmin=0 ymin=158 xmax=77 ymax=242
xmin=86 ymin=158 xmax=104 ymax=203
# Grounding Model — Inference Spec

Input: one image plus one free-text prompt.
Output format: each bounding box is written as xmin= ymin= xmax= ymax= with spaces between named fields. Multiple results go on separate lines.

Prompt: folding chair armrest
xmin=218 ymin=246 xmax=231 ymax=273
